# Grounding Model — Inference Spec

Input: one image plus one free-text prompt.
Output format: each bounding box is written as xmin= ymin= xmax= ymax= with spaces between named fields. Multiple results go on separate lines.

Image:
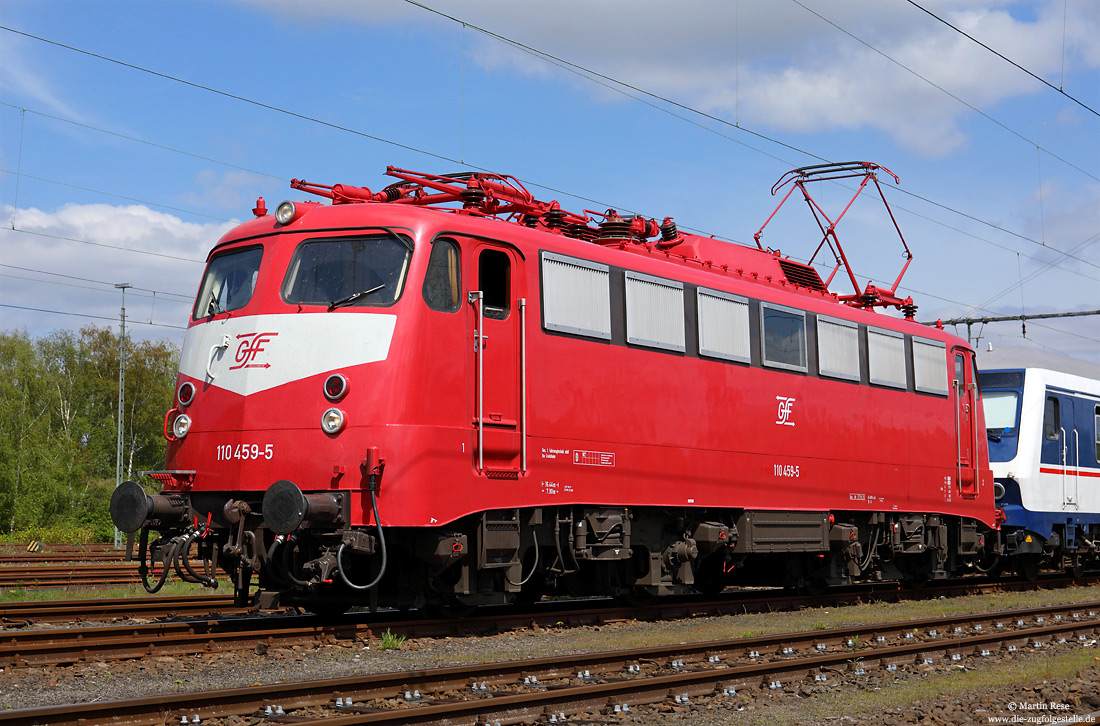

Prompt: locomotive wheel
xmin=1065 ymin=558 xmax=1085 ymax=579
xmin=301 ymin=600 xmax=352 ymax=617
xmin=900 ymin=574 xmax=931 ymax=589
xmin=1016 ymin=555 xmax=1041 ymax=582
xmin=801 ymin=577 xmax=829 ymax=596
xmin=423 ymin=595 xmax=477 ymax=619
xmin=616 ymin=589 xmax=657 ymax=608
xmin=514 ymin=573 xmax=547 ymax=605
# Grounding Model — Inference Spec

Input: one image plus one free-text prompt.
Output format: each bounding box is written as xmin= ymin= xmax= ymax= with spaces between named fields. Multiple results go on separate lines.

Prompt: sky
xmin=1 ymin=0 xmax=1098 ymax=360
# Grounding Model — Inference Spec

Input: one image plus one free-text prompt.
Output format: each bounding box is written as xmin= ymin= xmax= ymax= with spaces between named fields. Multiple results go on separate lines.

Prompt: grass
xmin=379 ymin=628 xmax=407 ymax=650
xmin=0 ymin=579 xmax=224 ymax=603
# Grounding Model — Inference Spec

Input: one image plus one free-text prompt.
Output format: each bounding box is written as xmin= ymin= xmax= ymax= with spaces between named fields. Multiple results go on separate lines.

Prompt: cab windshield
xmin=192 ymin=246 xmax=263 ymax=320
xmin=281 ymin=233 xmax=412 ymax=308
xmin=983 ymin=390 xmax=1020 ymax=433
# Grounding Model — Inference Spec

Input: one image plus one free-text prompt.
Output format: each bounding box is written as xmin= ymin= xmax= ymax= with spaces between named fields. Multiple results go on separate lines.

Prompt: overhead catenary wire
xmin=0 ymin=262 xmax=193 ymax=300
xmin=0 ymin=301 xmax=186 ymax=329
xmin=0 ymin=270 xmax=193 ymax=303
xmin=790 ymin=0 xmax=1098 ymax=183
xmin=0 ymin=101 xmax=286 ymax=183
xmin=903 ymin=0 xmax=1099 ymax=119
xmin=0 ymin=166 xmax=237 ymax=223
xmin=0 ymin=19 xmax=1091 ymax=262
xmin=1 ymin=15 xmax=1096 ymax=352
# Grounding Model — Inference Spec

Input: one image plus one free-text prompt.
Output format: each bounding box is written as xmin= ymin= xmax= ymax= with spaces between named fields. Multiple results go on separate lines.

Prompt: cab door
xmin=466 ymin=241 xmax=526 ymax=475
xmin=1041 ymin=391 xmax=1079 ymax=510
xmin=953 ymin=349 xmax=979 ymax=498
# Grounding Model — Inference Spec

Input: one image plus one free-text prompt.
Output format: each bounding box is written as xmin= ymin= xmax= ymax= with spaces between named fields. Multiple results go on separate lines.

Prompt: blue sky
xmin=1 ymin=1 xmax=1098 ymax=360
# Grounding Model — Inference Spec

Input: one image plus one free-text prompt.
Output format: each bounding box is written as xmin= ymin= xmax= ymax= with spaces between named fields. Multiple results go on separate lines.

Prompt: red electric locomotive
xmin=111 ymin=162 xmax=997 ymax=612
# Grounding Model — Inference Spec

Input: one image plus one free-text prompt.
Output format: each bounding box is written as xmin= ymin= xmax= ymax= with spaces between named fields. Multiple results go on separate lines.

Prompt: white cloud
xmin=0 ymin=202 xmax=236 ymax=340
xmin=238 ymin=0 xmax=1100 ymax=157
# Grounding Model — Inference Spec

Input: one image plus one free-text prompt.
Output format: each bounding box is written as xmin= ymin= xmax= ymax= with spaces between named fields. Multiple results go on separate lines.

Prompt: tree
xmin=0 ymin=326 xmax=179 ymax=537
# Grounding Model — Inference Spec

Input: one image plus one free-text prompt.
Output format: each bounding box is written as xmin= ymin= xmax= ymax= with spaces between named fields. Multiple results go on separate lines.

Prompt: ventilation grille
xmin=777 ymin=259 xmax=827 ymax=291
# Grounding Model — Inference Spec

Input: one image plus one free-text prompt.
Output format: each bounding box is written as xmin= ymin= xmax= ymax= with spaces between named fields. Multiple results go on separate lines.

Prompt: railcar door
xmin=1040 ymin=391 xmax=1079 ymax=510
xmin=466 ymin=241 xmax=525 ymax=475
xmin=952 ymin=349 xmax=980 ymax=498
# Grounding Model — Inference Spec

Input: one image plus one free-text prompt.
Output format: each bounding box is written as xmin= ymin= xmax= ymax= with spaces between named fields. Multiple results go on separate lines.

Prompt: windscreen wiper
xmin=328 ymin=283 xmax=385 ymax=311
xmin=206 ymin=292 xmax=223 ymax=317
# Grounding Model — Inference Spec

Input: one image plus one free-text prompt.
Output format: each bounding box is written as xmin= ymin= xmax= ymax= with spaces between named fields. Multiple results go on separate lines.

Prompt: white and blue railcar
xmin=978 ymin=346 xmax=1100 ymax=578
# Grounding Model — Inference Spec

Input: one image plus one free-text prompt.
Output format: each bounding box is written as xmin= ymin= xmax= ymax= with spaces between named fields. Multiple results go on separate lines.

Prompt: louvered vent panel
xmin=777 ymin=259 xmax=827 ymax=291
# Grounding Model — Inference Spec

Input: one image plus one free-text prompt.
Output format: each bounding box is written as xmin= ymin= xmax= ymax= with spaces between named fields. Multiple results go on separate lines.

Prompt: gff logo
xmin=230 ymin=332 xmax=278 ymax=370
xmin=775 ymin=396 xmax=796 ymax=426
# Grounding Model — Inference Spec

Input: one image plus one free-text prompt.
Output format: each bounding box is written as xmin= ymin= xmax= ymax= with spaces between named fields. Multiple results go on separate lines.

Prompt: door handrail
xmin=520 ymin=297 xmax=527 ymax=474
xmin=468 ymin=290 xmax=484 ymax=472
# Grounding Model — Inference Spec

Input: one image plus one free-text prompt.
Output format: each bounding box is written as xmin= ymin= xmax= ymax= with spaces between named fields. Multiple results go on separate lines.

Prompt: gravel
xmin=2 ymin=591 xmax=1100 ymax=725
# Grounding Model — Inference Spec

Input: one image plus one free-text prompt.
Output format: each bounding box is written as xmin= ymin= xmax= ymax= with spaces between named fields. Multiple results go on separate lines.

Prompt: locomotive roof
xmin=977 ymin=344 xmax=1100 ymax=381
xmin=223 ymin=165 xmax=954 ymax=344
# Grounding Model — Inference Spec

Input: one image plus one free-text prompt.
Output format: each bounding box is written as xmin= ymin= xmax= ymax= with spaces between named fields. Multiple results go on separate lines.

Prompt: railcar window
xmin=697 ymin=288 xmax=750 ymax=363
xmin=282 ymin=234 xmax=410 ymax=307
xmin=478 ymin=249 xmax=510 ymax=320
xmin=984 ymin=391 xmax=1020 ymax=433
xmin=867 ymin=328 xmax=906 ymax=389
xmin=761 ymin=303 xmax=807 ymax=372
xmin=422 ymin=238 xmax=461 ymax=312
xmin=192 ymin=246 xmax=263 ymax=320
xmin=625 ymin=271 xmax=686 ymax=353
xmin=979 ymin=371 xmax=1024 ymax=389
xmin=817 ymin=316 xmax=859 ymax=381
xmin=1095 ymin=406 xmax=1099 ymax=461
xmin=1043 ymin=397 xmax=1060 ymax=441
xmin=541 ymin=252 xmax=611 ymax=340
xmin=912 ymin=338 xmax=949 ymax=395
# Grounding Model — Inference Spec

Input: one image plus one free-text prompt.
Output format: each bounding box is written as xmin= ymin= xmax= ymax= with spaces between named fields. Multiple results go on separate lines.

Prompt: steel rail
xmin=3 ymin=575 xmax=1098 ymax=665
xmin=0 ymin=594 xmax=241 ymax=626
xmin=1 ymin=601 xmax=1097 ymax=725
xmin=0 ymin=552 xmax=125 ymax=564
xmin=0 ymin=563 xmax=141 ymax=588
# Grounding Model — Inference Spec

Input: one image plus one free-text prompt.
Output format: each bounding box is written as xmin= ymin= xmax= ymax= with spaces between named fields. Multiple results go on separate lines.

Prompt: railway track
xmin=0 ymin=563 xmax=141 ymax=588
xmin=0 ymin=543 xmax=124 ymax=564
xmin=2 ymin=576 xmax=1098 ymax=667
xmin=0 ymin=594 xmax=243 ymax=626
xmin=1 ymin=600 xmax=1097 ymax=725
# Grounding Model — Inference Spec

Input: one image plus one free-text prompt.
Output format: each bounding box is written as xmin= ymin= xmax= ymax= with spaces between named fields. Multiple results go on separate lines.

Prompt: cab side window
xmin=422 ymin=238 xmax=461 ymax=312
xmin=1094 ymin=405 xmax=1099 ymax=461
xmin=1043 ymin=396 xmax=1060 ymax=441
xmin=479 ymin=249 xmax=510 ymax=320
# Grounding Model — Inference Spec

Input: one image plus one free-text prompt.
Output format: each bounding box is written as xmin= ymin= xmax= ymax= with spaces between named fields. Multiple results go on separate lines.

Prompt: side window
xmin=479 ymin=249 xmax=510 ymax=319
xmin=1043 ymin=396 xmax=1060 ymax=441
xmin=422 ymin=238 xmax=461 ymax=312
xmin=761 ymin=302 xmax=807 ymax=372
xmin=193 ymin=246 xmax=263 ymax=320
xmin=1095 ymin=406 xmax=1099 ymax=461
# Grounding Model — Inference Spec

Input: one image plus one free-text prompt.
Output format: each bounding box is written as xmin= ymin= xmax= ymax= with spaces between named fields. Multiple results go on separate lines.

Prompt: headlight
xmin=172 ymin=414 xmax=192 ymax=439
xmin=275 ymin=201 xmax=297 ymax=225
xmin=321 ymin=408 xmax=346 ymax=434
